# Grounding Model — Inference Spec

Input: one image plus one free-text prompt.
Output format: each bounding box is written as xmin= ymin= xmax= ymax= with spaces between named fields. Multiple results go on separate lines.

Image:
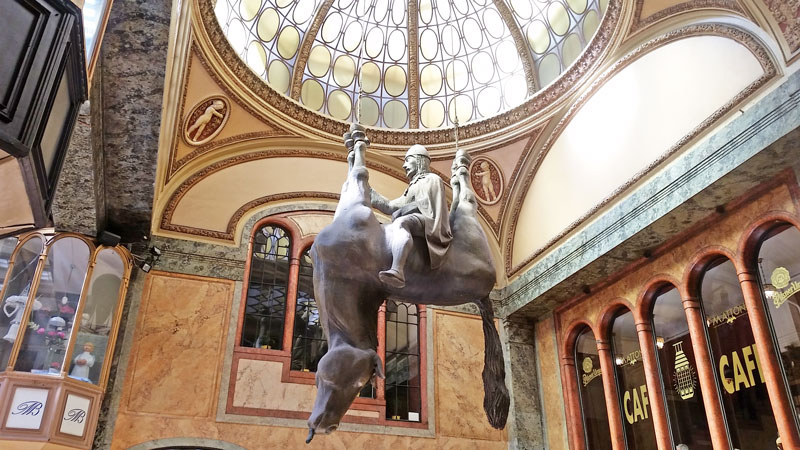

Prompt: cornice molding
xmin=193 ymin=0 xmax=622 ymax=148
xmin=503 ymin=22 xmax=779 ymax=276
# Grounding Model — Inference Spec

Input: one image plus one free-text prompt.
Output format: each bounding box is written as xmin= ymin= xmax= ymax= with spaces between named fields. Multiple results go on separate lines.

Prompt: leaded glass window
xmin=241 ymin=225 xmax=291 ymax=350
xmin=291 ymin=248 xmax=327 ymax=371
xmin=385 ymin=300 xmax=421 ymax=421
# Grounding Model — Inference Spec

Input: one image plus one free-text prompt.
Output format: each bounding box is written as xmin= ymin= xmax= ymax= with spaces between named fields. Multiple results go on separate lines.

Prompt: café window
xmin=756 ymin=223 xmax=800 ymax=431
xmin=699 ymin=257 xmax=778 ymax=448
xmin=574 ymin=326 xmax=612 ymax=449
xmin=610 ymin=309 xmax=657 ymax=449
xmin=649 ymin=285 xmax=712 ymax=449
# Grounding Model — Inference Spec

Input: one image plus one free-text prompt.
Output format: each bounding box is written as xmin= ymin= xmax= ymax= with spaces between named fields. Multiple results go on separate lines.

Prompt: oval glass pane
xmin=328 ymin=90 xmax=352 ymax=120
xmin=548 ymin=2 xmax=570 ymax=36
xmin=452 ymin=0 xmax=468 ymax=14
xmin=496 ymin=40 xmax=519 ymax=74
xmin=477 ymin=86 xmax=501 ymax=117
xmin=257 ymin=8 xmax=280 ymax=42
xmin=338 ymin=0 xmax=354 ymax=7
xmin=365 ymin=27 xmax=384 ymax=58
xmin=268 ymin=60 xmax=290 ymax=94
xmin=420 ymin=29 xmax=438 ymax=61
xmin=420 ymin=64 xmax=443 ymax=96
xmin=227 ymin=20 xmax=248 ymax=53
xmin=321 ymin=12 xmax=343 ymax=43
xmin=471 ymin=52 xmax=494 ymax=84
xmin=388 ymin=29 xmax=407 ymax=61
xmin=462 ymin=18 xmax=483 ymax=49
xmin=421 ymin=99 xmax=445 ymax=128
xmin=562 ymin=33 xmax=582 ymax=67
xmin=510 ymin=0 xmax=532 ymax=19
xmin=527 ymin=20 xmax=551 ymax=54
xmin=502 ymin=74 xmax=527 ymax=108
xmin=301 ymin=79 xmax=325 ymax=110
xmin=391 ymin=0 xmax=405 ymax=25
xmin=567 ymin=0 xmax=588 ymax=14
xmin=373 ymin=0 xmax=388 ymax=22
xmin=583 ymin=10 xmax=600 ymax=40
xmin=308 ymin=45 xmax=332 ymax=77
xmin=246 ymin=41 xmax=267 ymax=75
xmin=384 ymin=65 xmax=407 ymax=97
xmin=240 ymin=0 xmax=262 ymax=21
xmin=357 ymin=97 xmax=379 ymax=126
xmin=277 ymin=26 xmax=301 ymax=59
xmin=445 ymin=59 xmax=468 ymax=91
xmin=65 ymin=248 xmax=125 ymax=385
xmin=419 ymin=0 xmax=433 ymax=24
xmin=448 ymin=94 xmax=472 ymax=123
xmin=383 ymin=100 xmax=408 ymax=128
xmin=538 ymin=52 xmax=561 ymax=87
xmin=442 ymin=25 xmax=461 ymax=57
xmin=360 ymin=62 xmax=381 ymax=93
xmin=343 ymin=21 xmax=364 ymax=52
xmin=293 ymin=0 xmax=316 ymax=23
xmin=483 ymin=9 xmax=504 ymax=39
xmin=437 ymin=0 xmax=451 ymax=21
xmin=276 ymin=0 xmax=293 ymax=7
xmin=600 ymin=0 xmax=608 ymax=12
xmin=14 ymin=237 xmax=90 ymax=376
xmin=333 ymin=55 xmax=356 ymax=87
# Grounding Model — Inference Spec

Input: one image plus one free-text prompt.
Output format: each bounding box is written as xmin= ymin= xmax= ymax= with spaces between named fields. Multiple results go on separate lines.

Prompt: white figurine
xmin=70 ymin=342 xmax=95 ymax=381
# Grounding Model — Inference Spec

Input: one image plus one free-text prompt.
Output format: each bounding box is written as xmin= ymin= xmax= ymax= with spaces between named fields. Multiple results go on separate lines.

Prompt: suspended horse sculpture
xmin=306 ymin=124 xmax=508 ymax=442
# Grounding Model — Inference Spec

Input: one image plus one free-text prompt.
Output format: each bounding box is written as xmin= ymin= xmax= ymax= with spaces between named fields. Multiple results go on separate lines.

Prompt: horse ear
xmin=372 ymin=352 xmax=385 ymax=379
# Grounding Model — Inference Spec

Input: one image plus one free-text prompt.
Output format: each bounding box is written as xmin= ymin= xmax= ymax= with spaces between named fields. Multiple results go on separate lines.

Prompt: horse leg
xmin=335 ymin=125 xmax=372 ymax=219
xmin=475 ymin=295 xmax=510 ymax=429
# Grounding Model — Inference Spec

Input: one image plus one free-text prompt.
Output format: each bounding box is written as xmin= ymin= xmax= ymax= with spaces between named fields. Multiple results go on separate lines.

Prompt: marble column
xmin=501 ymin=317 xmax=545 ymax=450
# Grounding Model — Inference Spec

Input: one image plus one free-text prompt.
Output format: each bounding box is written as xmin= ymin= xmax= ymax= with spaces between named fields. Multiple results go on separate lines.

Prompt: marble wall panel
xmin=535 ymin=315 xmax=568 ymax=450
xmin=435 ymin=311 xmax=507 ymax=442
xmin=232 ymin=359 xmax=316 ymax=412
xmin=123 ymin=272 xmax=233 ymax=417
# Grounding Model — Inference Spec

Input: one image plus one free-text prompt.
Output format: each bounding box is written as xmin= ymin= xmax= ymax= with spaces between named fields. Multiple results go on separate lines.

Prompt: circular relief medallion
xmin=469 ymin=156 xmax=504 ymax=205
xmin=771 ymin=266 xmax=791 ymax=290
xmin=183 ymin=96 xmax=230 ymax=146
xmin=582 ymin=356 xmax=593 ymax=374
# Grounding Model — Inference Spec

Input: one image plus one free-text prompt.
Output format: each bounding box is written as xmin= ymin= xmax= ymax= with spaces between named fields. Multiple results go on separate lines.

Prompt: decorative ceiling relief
xmin=183 ymin=96 xmax=230 ymax=145
xmin=626 ymin=0 xmax=746 ymax=39
xmin=470 ymin=156 xmax=504 ymax=206
xmin=762 ymin=0 xmax=800 ymax=56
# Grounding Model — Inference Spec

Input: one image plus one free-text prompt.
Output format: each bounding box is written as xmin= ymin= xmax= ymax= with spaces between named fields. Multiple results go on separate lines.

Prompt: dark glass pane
xmin=575 ymin=327 xmax=612 ymax=450
xmin=651 ymin=286 xmax=712 ymax=449
xmin=700 ymin=258 xmax=779 ymax=448
xmin=757 ymin=225 xmax=800 ymax=432
xmin=241 ymin=226 xmax=291 ymax=350
xmin=385 ymin=301 xmax=421 ymax=421
xmin=291 ymin=249 xmax=327 ymax=372
xmin=611 ymin=310 xmax=658 ymax=450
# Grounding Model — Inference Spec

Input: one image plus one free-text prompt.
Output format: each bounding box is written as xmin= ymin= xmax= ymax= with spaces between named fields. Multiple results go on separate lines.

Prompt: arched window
xmin=649 ymin=285 xmax=711 ymax=449
xmin=574 ymin=326 xmax=611 ymax=449
xmin=755 ymin=224 xmax=800 ymax=431
xmin=699 ymin=257 xmax=778 ymax=448
xmin=291 ymin=248 xmax=325 ymax=372
xmin=385 ymin=300 xmax=421 ymax=421
xmin=609 ymin=308 xmax=657 ymax=449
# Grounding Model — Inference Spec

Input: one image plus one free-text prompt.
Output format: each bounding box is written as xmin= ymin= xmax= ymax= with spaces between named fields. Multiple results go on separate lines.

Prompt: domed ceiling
xmin=214 ymin=0 xmax=608 ymax=130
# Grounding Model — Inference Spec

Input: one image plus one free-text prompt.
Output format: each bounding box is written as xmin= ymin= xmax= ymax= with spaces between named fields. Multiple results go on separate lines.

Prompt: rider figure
xmin=370 ymin=144 xmax=453 ymax=289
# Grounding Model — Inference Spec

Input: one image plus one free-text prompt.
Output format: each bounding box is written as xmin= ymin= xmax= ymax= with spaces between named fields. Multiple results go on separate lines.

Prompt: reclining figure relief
xmin=306 ymin=123 xmax=508 ymax=443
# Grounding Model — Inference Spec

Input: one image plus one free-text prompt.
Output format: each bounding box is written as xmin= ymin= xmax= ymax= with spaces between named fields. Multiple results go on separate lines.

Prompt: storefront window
xmin=0 ymin=237 xmax=44 ymax=369
xmin=650 ymin=285 xmax=712 ymax=449
xmin=756 ymin=224 xmax=800 ymax=430
xmin=575 ymin=327 xmax=612 ymax=449
xmin=14 ymin=237 xmax=90 ymax=374
xmin=65 ymin=248 xmax=125 ymax=384
xmin=700 ymin=258 xmax=778 ymax=448
xmin=610 ymin=309 xmax=657 ymax=449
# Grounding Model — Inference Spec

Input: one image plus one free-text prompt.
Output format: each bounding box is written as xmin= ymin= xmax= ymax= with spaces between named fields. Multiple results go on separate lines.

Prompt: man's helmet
xmin=405 ymin=144 xmax=430 ymax=160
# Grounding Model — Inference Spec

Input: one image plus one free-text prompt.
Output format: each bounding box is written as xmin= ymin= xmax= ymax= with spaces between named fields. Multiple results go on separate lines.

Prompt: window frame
xmin=232 ymin=214 xmax=429 ymax=427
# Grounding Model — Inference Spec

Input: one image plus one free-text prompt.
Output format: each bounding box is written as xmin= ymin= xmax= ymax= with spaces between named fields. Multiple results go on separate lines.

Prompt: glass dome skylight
xmin=214 ymin=0 xmax=607 ymax=129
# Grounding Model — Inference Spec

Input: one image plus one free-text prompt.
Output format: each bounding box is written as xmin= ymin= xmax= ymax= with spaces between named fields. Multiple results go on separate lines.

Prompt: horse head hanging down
xmin=306 ymin=123 xmax=508 ymax=442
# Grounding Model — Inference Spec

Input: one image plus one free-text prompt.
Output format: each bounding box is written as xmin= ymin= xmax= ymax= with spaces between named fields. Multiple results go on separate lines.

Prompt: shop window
xmin=649 ymin=285 xmax=712 ymax=449
xmin=0 ymin=236 xmax=45 ymax=369
xmin=699 ymin=257 xmax=778 ymax=448
xmin=610 ymin=309 xmax=658 ymax=449
xmin=385 ymin=301 xmax=421 ymax=421
xmin=574 ymin=326 xmax=612 ymax=449
xmin=290 ymin=249 xmax=326 ymax=372
xmin=241 ymin=225 xmax=291 ymax=350
xmin=756 ymin=224 xmax=800 ymax=431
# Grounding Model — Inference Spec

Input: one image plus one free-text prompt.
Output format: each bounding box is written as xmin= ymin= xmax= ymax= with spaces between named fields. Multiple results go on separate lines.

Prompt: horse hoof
xmin=379 ymin=269 xmax=406 ymax=289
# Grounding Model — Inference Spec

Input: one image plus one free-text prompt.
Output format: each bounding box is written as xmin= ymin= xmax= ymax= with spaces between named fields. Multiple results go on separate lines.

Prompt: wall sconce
xmin=135 ymin=246 xmax=162 ymax=273
xmin=615 ymin=354 xmax=624 ymax=366
xmin=656 ymin=336 xmax=664 ymax=349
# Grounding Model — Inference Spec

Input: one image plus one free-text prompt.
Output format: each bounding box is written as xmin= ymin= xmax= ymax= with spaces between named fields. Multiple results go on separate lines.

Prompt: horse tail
xmin=476 ymin=296 xmax=510 ymax=429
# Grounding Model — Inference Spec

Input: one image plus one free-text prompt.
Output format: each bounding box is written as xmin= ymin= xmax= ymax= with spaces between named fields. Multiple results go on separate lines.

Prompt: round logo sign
xmin=771 ymin=266 xmax=791 ymax=290
xmin=582 ymin=357 xmax=593 ymax=374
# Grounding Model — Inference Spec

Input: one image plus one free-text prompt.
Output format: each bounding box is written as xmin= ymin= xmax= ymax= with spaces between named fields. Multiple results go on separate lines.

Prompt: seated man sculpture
xmin=370 ymin=144 xmax=452 ymax=288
